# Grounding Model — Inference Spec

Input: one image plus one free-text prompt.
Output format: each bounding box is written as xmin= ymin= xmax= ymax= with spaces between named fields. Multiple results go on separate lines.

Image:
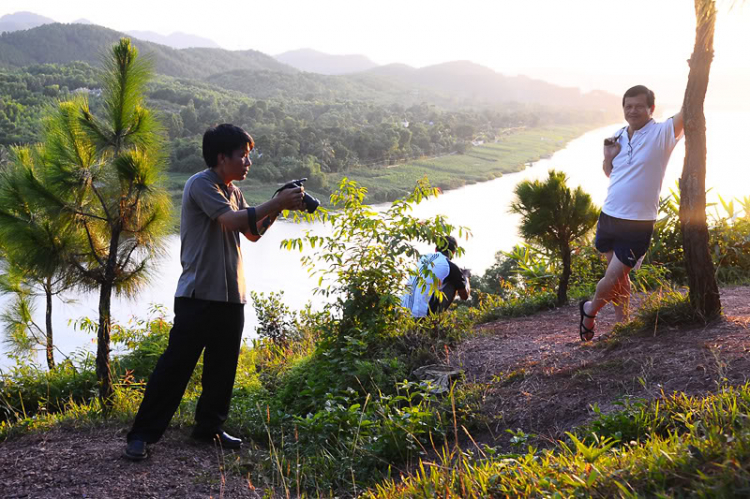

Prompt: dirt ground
xmin=2 ymin=287 xmax=749 ymax=498
xmin=451 ymin=286 xmax=750 ymax=449
xmin=0 ymin=426 xmax=261 ymax=498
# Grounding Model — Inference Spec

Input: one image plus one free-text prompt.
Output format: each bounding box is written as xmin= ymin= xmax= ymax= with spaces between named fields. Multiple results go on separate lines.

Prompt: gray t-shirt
xmin=175 ymin=169 xmax=249 ymax=303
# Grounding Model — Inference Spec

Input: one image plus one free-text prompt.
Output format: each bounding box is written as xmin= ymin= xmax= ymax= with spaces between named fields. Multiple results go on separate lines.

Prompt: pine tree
xmin=4 ymin=39 xmax=171 ymax=404
xmin=0 ymin=145 xmax=78 ymax=370
xmin=510 ymin=170 xmax=599 ymax=305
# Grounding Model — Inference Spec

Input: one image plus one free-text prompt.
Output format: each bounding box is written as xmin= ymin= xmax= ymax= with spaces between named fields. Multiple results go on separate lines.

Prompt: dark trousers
xmin=127 ymin=297 xmax=245 ymax=443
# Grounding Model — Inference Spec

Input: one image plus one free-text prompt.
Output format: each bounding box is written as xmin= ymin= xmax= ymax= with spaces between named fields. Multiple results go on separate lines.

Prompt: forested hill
xmin=0 ymin=23 xmax=295 ymax=78
xmin=362 ymin=61 xmax=616 ymax=109
xmin=0 ymin=24 xmax=622 ymax=202
xmin=0 ymin=24 xmax=619 ymax=112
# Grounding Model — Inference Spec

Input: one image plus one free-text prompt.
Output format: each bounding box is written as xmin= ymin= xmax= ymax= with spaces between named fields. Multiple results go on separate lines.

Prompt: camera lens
xmin=303 ymin=192 xmax=320 ymax=213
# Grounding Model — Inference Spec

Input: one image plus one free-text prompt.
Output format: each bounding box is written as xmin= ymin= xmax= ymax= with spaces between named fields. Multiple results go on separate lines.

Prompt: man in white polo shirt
xmin=579 ymin=85 xmax=684 ymax=341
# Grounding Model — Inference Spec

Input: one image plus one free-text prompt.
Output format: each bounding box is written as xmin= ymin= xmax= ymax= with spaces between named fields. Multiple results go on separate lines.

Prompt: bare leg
xmin=613 ymin=276 xmax=631 ymax=323
xmin=582 ymin=251 xmax=633 ymax=332
xmin=606 ymin=252 xmax=631 ymax=323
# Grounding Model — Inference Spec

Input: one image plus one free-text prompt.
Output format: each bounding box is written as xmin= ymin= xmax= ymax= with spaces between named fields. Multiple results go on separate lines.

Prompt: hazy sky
xmin=2 ymin=0 xmax=748 ymax=108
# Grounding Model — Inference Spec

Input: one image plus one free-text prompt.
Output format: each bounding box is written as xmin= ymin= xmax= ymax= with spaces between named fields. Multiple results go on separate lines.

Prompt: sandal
xmin=579 ymin=300 xmax=595 ymax=341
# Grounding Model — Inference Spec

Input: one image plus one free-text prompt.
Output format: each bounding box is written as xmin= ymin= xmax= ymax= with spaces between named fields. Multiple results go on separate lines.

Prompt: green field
xmin=331 ymin=125 xmax=591 ymax=202
xmin=165 ymin=125 xmax=593 ymax=217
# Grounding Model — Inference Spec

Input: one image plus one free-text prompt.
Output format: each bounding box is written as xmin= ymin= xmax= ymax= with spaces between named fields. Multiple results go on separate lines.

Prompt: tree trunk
xmin=45 ymin=280 xmax=55 ymax=370
xmin=679 ymin=0 xmax=721 ymax=319
xmin=557 ymin=241 xmax=571 ymax=306
xmin=96 ymin=229 xmax=121 ymax=407
xmin=96 ymin=281 xmax=114 ymax=405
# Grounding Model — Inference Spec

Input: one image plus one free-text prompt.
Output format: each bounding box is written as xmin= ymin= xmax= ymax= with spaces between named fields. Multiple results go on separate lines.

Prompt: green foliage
xmin=220 ymin=178 xmax=476 ymax=490
xmin=0 ymin=305 xmax=191 ymax=425
xmin=1 ymin=56 xmax=608 ymax=206
xmin=510 ymin=169 xmax=599 ymax=304
xmin=607 ymin=285 xmax=707 ymax=341
xmin=0 ymin=24 xmax=291 ymax=79
xmin=0 ymin=145 xmax=84 ymax=369
xmin=0 ymin=357 xmax=99 ymax=426
xmin=250 ymin=291 xmax=300 ymax=347
xmin=471 ymin=240 xmax=608 ymax=322
xmin=367 ymin=384 xmax=750 ymax=498
xmin=273 ymin=178 xmax=469 ymax=405
xmin=2 ymin=39 xmax=173 ymax=402
xmin=648 ymin=189 xmax=750 ymax=285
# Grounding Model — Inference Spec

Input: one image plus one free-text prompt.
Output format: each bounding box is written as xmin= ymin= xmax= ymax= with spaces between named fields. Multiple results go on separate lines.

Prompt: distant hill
xmin=126 ymin=30 xmax=221 ymax=49
xmin=362 ymin=60 xmax=619 ymax=109
xmin=0 ymin=23 xmax=295 ymax=78
xmin=275 ymin=48 xmax=378 ymax=75
xmin=0 ymin=23 xmax=619 ymax=113
xmin=206 ymin=68 xmax=445 ymax=105
xmin=0 ymin=11 xmax=55 ymax=33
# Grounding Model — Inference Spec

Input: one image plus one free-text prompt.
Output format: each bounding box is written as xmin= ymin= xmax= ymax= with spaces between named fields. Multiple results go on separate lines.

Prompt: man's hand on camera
xmin=603 ymin=139 xmax=621 ymax=162
xmin=602 ymin=138 xmax=620 ymax=178
xmin=276 ymin=186 xmax=306 ymax=212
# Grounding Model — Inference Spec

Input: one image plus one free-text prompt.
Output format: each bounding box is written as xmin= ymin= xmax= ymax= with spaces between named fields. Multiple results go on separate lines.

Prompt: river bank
xmin=164 ymin=124 xmax=597 ymax=209
xmin=2 ymin=109 xmax=744 ymax=368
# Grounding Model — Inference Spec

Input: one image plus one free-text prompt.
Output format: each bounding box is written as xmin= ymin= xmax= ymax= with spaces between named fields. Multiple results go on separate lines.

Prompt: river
xmin=1 ymin=111 xmax=745 ymax=369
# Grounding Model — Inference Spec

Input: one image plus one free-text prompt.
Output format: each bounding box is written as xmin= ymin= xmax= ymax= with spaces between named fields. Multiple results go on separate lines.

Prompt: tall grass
xmin=366 ymin=384 xmax=750 ymax=498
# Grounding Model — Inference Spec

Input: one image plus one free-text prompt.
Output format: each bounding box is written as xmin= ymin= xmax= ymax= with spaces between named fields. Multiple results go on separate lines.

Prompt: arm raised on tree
xmin=673 ymin=105 xmax=684 ymax=139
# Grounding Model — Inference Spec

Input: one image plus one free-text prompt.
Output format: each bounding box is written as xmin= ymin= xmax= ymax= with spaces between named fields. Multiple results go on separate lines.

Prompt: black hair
xmin=202 ymin=124 xmax=255 ymax=168
xmin=622 ymin=85 xmax=655 ymax=108
xmin=437 ymin=236 xmax=458 ymax=258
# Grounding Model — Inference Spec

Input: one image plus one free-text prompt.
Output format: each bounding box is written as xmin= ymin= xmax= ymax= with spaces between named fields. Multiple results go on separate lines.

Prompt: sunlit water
xmin=1 ymin=111 xmax=745 ymax=369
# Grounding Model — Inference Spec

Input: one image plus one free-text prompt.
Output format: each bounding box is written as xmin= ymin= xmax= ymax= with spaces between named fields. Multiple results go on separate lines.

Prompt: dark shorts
xmin=594 ymin=212 xmax=655 ymax=268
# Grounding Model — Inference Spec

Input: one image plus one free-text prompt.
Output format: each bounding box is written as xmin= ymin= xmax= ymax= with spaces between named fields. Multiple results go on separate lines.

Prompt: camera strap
xmin=246 ymin=207 xmax=260 ymax=236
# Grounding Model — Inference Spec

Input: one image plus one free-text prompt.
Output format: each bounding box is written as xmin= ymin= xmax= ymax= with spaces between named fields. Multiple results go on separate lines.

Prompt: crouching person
xmin=401 ymin=236 xmax=471 ymax=318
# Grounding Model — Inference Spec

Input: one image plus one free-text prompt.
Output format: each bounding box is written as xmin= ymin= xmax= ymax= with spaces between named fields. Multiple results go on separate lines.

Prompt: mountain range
xmin=0 ymin=17 xmax=619 ymax=112
xmin=275 ymin=48 xmax=378 ymax=75
xmin=0 ymin=11 xmax=221 ymax=50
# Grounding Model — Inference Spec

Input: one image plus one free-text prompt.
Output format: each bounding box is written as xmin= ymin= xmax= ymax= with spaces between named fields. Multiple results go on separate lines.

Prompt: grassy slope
xmin=165 ymin=125 xmax=592 ymax=213
xmin=332 ymin=126 xmax=589 ymax=202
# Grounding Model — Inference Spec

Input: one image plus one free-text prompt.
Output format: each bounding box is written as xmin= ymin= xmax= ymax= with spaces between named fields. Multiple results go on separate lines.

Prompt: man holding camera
xmin=579 ymin=85 xmax=684 ymax=341
xmin=402 ymin=236 xmax=471 ymax=318
xmin=124 ymin=124 xmax=306 ymax=460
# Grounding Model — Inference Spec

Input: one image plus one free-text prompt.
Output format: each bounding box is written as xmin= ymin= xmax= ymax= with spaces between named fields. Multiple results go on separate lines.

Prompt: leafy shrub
xmin=250 ymin=290 xmax=300 ymax=347
xmin=0 ymin=357 xmax=97 ymax=423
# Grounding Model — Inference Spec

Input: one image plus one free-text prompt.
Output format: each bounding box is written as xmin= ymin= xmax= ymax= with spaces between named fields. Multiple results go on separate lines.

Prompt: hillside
xmin=275 ymin=48 xmax=379 ymax=75
xmin=2 ymin=286 xmax=750 ymax=497
xmin=364 ymin=60 xmax=619 ymax=109
xmin=0 ymin=24 xmax=620 ymax=112
xmin=204 ymin=67 xmax=444 ymax=105
xmin=0 ymin=23 xmax=294 ymax=78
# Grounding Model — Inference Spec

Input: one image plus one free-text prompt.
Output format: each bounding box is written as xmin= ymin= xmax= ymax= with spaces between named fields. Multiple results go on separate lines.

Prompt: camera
xmin=276 ymin=178 xmax=320 ymax=213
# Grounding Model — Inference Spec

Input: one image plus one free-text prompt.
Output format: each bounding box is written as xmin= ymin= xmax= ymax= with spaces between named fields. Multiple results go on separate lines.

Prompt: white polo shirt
xmin=401 ymin=252 xmax=451 ymax=318
xmin=602 ymin=118 xmax=682 ymax=221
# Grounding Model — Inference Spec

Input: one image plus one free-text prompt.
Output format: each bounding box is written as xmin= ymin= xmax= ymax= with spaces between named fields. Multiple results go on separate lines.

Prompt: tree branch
xmin=81 ymin=219 xmax=106 ymax=268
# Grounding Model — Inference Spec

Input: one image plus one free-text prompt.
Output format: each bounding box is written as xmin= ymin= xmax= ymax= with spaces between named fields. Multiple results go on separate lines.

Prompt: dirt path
xmin=0 ymin=426 xmax=261 ymax=498
xmin=2 ymin=287 xmax=750 ymax=497
xmin=451 ymin=286 xmax=750 ymax=448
